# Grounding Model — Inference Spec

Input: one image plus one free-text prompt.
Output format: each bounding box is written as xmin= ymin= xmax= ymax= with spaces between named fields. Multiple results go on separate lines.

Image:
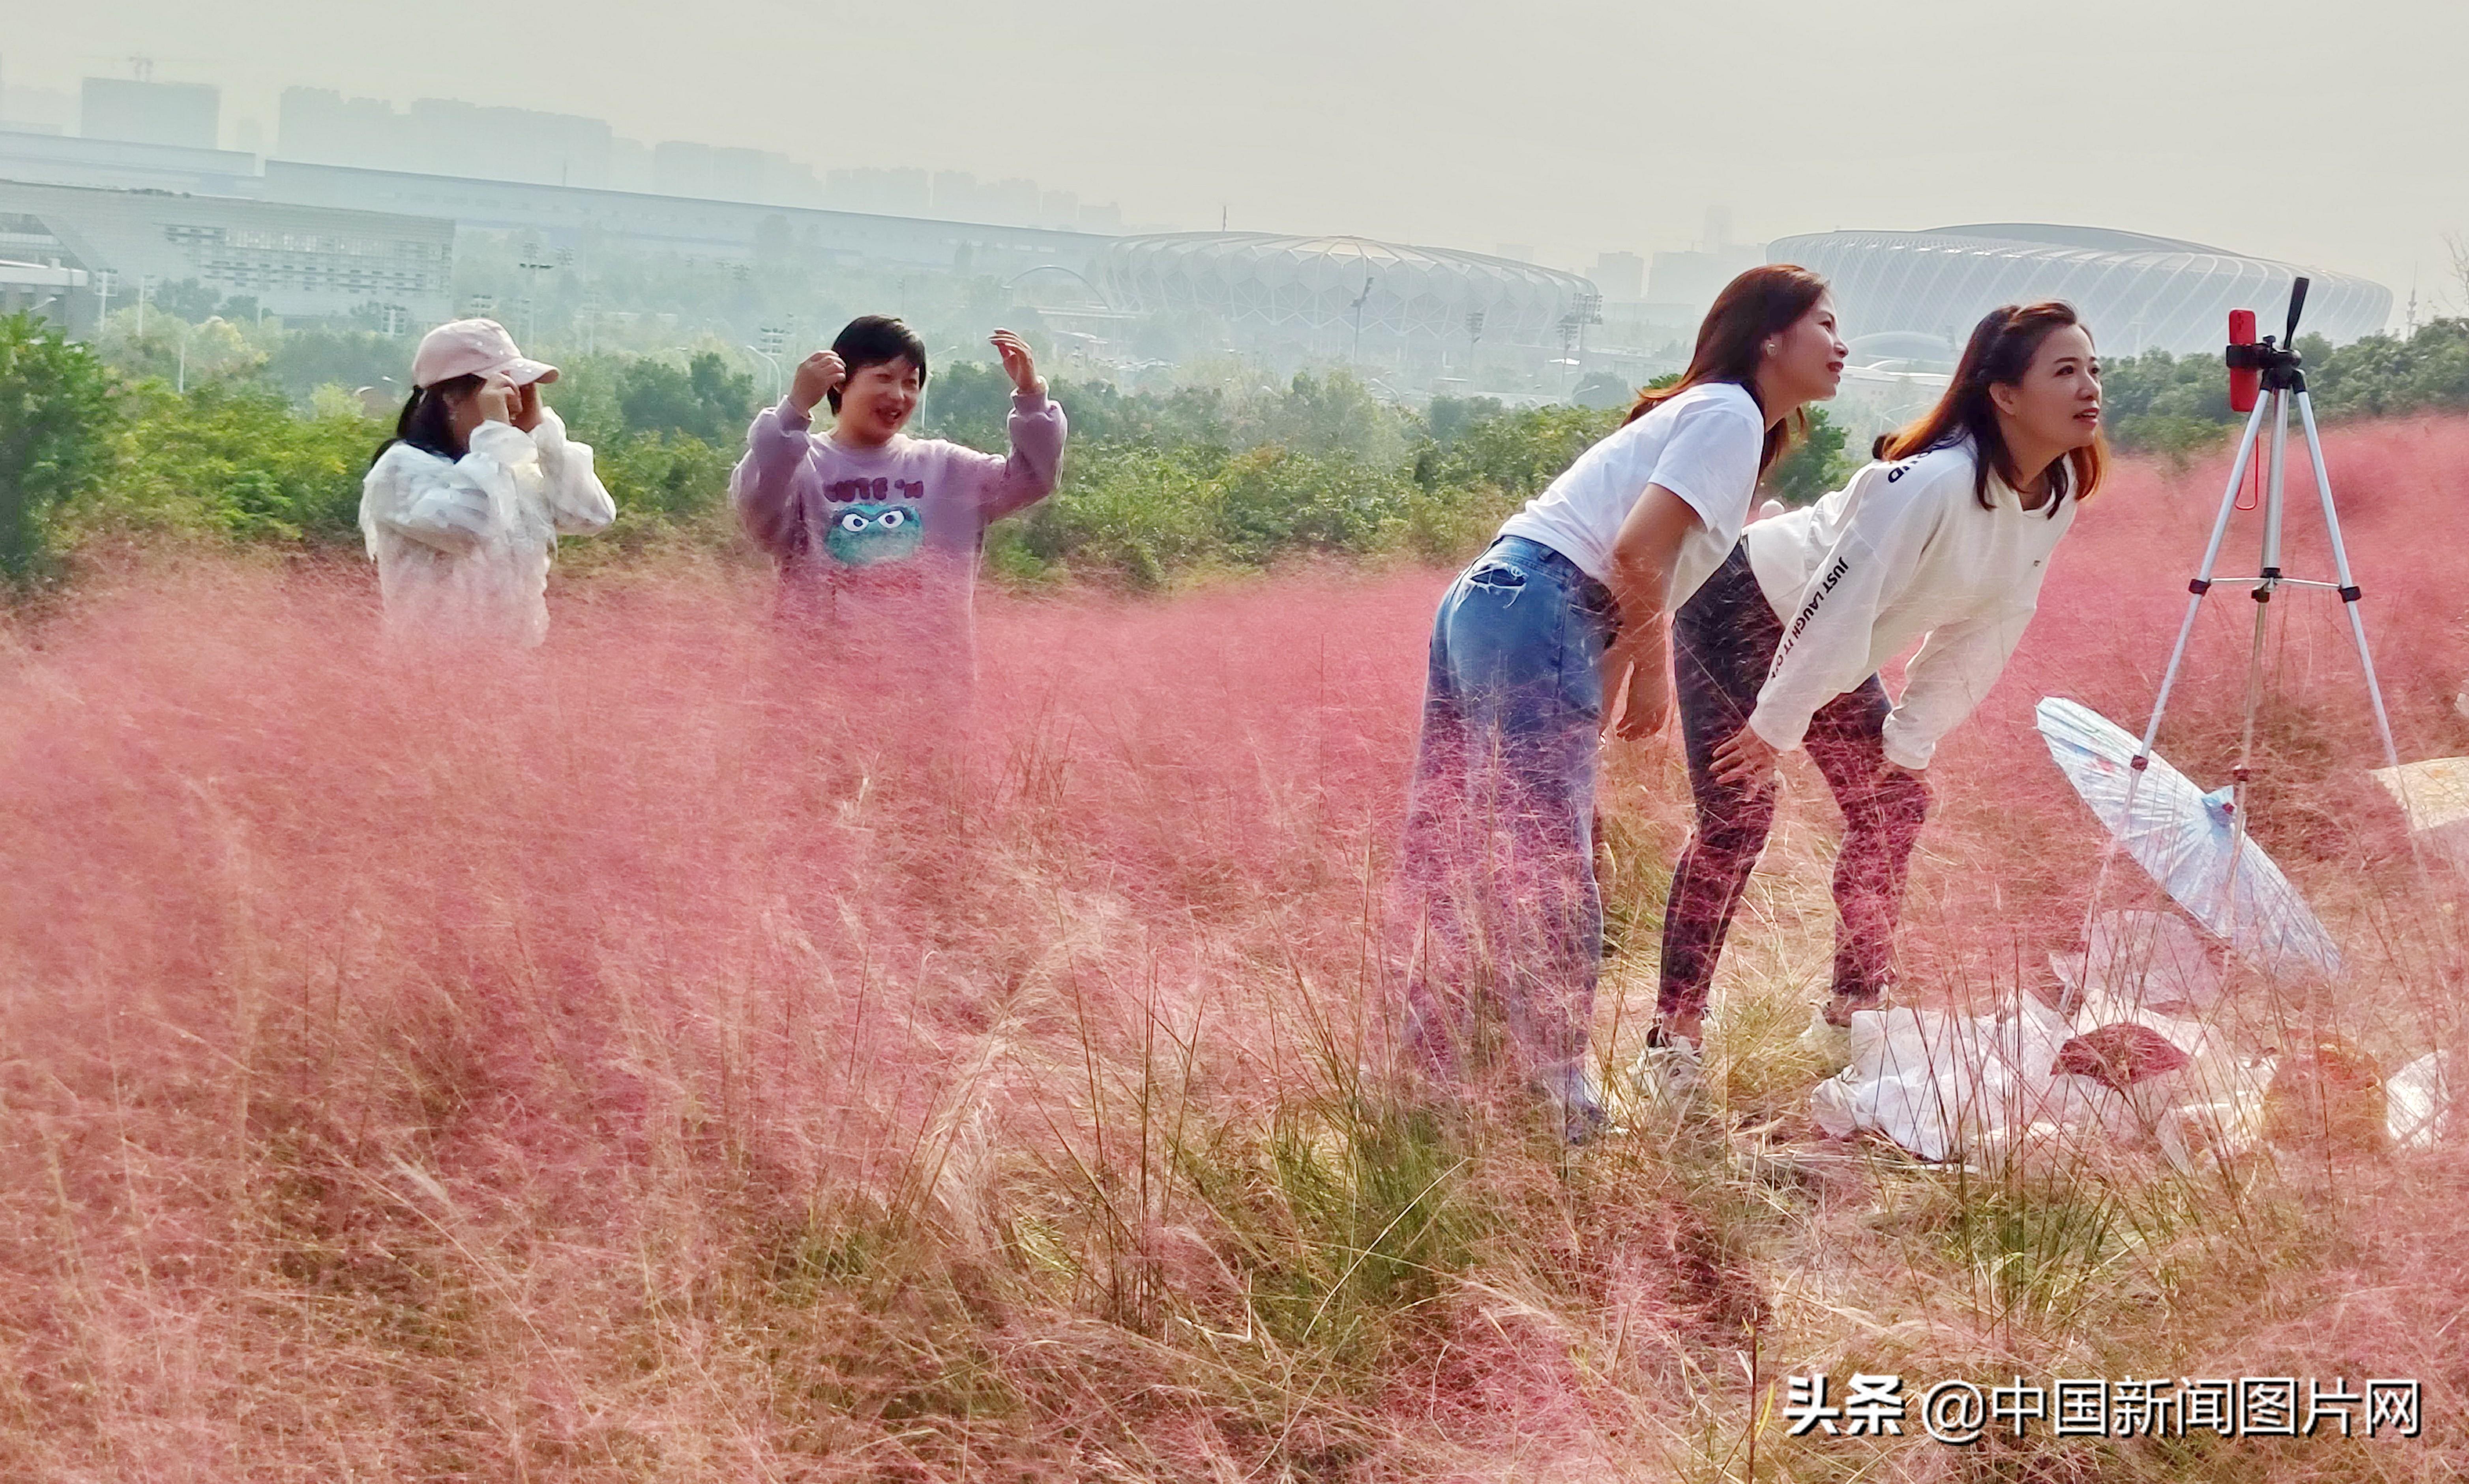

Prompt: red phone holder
xmin=2227 ymin=309 xmax=2259 ymax=414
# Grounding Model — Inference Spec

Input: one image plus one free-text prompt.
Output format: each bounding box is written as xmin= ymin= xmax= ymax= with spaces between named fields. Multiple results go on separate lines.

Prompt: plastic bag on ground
xmin=2387 ymin=1049 xmax=2460 ymax=1149
xmin=2156 ymin=1092 xmax=2268 ymax=1175
xmin=1808 ymin=989 xmax=2275 ymax=1164
xmin=1810 ymin=999 xmax=2093 ymax=1162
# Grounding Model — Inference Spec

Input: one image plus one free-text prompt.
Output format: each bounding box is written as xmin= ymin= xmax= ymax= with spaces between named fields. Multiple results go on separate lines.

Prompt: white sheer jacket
xmin=358 ymin=409 xmax=616 ymax=647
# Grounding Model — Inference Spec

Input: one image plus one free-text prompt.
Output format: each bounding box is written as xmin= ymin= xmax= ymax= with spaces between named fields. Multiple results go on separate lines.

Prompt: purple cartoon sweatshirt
xmin=730 ymin=392 xmax=1068 ymax=676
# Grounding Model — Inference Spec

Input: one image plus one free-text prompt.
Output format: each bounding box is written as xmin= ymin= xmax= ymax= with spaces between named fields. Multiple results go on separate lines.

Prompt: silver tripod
xmin=2076 ymin=278 xmax=2411 ymax=1001
xmin=2131 ymin=277 xmax=2405 ymax=847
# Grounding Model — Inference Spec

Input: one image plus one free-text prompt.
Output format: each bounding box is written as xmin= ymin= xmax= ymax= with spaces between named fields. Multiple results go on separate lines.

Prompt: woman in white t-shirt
xmin=1639 ymin=302 xmax=2106 ymax=1094
xmin=1401 ymin=265 xmax=1847 ymax=1140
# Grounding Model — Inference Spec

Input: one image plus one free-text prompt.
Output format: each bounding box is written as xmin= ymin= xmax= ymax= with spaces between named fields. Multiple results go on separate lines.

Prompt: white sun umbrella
xmin=2036 ymin=697 xmax=2342 ymax=980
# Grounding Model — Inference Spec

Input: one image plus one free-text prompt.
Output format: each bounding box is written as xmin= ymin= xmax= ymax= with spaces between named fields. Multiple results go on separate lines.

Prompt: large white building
xmin=1770 ymin=224 xmax=2392 ymax=359
xmin=0 ymin=178 xmax=456 ymax=328
xmin=1091 ymin=232 xmax=1601 ymax=352
xmin=0 ymin=257 xmax=85 ymax=322
xmin=0 ymin=126 xmax=1113 ymax=304
xmin=255 ymin=160 xmax=1106 ymax=275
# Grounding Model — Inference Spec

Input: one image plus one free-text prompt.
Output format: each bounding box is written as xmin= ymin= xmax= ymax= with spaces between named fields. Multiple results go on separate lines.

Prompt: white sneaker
xmin=1796 ymin=1006 xmax=1854 ymax=1073
xmin=1629 ymin=1032 xmax=1704 ymax=1103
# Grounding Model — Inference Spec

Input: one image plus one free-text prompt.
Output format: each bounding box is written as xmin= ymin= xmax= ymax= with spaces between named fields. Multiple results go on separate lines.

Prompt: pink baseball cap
xmin=410 ymin=318 xmax=560 ymax=390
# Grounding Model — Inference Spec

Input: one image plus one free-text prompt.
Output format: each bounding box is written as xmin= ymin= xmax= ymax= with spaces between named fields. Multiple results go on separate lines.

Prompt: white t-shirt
xmin=1495 ymin=380 xmax=1765 ymax=605
xmin=1742 ymin=439 xmax=2077 ymax=770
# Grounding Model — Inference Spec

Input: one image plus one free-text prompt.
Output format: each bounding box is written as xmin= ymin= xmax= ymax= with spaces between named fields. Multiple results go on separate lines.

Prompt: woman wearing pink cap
xmin=359 ymin=318 xmax=616 ymax=646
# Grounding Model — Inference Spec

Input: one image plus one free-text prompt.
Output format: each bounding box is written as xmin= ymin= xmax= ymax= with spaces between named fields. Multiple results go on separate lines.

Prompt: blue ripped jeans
xmin=1402 ymin=536 xmax=1618 ymax=1082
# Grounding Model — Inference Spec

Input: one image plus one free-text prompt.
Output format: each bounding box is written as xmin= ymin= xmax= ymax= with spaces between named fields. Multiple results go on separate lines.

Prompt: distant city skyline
xmin=5 ymin=59 xmax=1813 ymax=279
xmin=0 ymin=69 xmax=1143 ymax=237
xmin=6 ymin=0 xmax=2465 ymax=322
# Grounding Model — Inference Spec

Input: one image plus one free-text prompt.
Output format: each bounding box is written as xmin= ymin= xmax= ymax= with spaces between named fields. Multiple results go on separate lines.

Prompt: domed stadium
xmin=1768 ymin=225 xmax=2391 ymax=357
xmin=1090 ymin=232 xmax=1599 ymax=350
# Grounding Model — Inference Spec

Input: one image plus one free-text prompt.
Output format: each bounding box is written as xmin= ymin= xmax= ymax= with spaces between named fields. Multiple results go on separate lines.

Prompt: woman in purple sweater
xmin=731 ymin=316 xmax=1067 ymax=698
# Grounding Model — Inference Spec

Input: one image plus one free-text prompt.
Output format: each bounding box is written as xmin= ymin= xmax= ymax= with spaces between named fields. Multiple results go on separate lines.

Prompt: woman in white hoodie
xmin=360 ymin=319 xmax=615 ymax=647
xmin=1637 ymin=302 xmax=2106 ymax=1089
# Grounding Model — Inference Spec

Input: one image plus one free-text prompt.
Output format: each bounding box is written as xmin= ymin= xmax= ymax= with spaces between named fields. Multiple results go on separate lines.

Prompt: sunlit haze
xmin=7 ymin=0 xmax=2464 ymax=305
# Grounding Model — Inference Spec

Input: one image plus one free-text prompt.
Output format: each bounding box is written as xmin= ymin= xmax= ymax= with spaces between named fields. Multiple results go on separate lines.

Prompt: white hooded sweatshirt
xmin=358 ymin=408 xmax=616 ymax=647
xmin=1742 ymin=440 xmax=2077 ymax=770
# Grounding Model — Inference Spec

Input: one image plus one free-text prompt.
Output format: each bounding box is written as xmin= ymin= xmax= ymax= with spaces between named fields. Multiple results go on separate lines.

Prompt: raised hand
xmin=476 ymin=373 xmax=517 ymax=426
xmin=511 ymin=379 xmax=545 ymax=433
xmin=789 ymin=350 xmax=847 ymax=416
xmin=990 ymin=329 xmax=1045 ymax=397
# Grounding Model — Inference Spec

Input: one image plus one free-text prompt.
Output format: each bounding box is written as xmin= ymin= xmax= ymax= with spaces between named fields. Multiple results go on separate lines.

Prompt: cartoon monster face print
xmin=823 ymin=501 xmax=924 ymax=567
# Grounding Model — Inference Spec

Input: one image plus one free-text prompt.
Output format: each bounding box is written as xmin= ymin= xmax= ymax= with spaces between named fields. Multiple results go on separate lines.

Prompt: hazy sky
xmin=9 ymin=0 xmax=2466 ymax=315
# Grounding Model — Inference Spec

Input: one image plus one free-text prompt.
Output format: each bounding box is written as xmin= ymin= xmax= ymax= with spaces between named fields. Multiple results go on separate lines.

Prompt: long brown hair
xmin=1877 ymin=301 xmax=2106 ymax=515
xmin=1623 ymin=263 xmax=1829 ymax=474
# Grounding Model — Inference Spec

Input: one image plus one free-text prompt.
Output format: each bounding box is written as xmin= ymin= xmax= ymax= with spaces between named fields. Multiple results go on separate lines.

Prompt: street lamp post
xmin=1571 ymin=290 xmax=1602 ymax=364
xmin=747 ymin=321 xmax=792 ymax=399
xmin=516 ymin=252 xmax=557 ymax=344
xmin=743 ymin=345 xmax=779 ymax=400
xmin=1555 ymin=292 xmax=1604 ymax=399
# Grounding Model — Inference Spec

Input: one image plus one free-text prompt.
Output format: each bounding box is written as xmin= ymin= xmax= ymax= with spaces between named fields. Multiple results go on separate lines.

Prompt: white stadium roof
xmin=1770 ymin=224 xmax=2390 ymax=357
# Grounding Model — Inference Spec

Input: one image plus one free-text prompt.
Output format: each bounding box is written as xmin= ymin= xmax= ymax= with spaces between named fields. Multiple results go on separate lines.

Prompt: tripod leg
xmin=2294 ymin=393 xmax=2437 ymax=909
xmin=2134 ymin=398 xmax=2271 ymax=763
xmin=2072 ymin=400 xmax=2270 ymax=1012
xmin=2224 ymin=390 xmax=2297 ymax=942
xmin=2295 ymin=393 xmax=2406 ymax=777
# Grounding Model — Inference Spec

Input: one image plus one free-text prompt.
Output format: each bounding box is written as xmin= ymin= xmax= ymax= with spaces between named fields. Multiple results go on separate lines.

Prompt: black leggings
xmin=1656 ymin=542 xmax=1931 ymax=1021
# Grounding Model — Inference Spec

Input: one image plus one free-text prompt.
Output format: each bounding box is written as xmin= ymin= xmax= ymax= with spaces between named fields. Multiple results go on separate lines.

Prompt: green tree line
xmin=2100 ymin=319 xmax=2469 ymax=460
xmin=2 ymin=309 xmax=1866 ymax=589
xmin=23 ymin=308 xmax=2469 ymax=590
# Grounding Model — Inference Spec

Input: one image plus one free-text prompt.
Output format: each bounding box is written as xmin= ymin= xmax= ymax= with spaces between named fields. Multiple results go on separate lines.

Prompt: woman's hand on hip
xmin=1709 ymin=724 xmax=1783 ymax=789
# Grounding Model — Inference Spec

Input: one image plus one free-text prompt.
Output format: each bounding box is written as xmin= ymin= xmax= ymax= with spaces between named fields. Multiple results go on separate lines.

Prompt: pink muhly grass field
xmin=2 ymin=416 xmax=2467 ymax=1478
xmin=0 ymin=558 xmax=1476 ymax=1477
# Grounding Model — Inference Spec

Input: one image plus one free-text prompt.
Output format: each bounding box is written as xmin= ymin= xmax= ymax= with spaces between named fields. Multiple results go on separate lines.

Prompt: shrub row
xmin=49 ymin=309 xmax=2469 ymax=587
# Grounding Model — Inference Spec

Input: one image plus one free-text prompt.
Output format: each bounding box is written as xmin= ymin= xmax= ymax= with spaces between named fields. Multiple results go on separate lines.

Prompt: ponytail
xmin=370 ymin=373 xmax=483 ymax=468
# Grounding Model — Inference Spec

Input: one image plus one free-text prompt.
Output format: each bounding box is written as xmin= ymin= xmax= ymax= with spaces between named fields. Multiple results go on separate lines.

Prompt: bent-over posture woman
xmin=1403 ymin=266 xmax=1847 ymax=1140
xmin=1639 ymin=302 xmax=2107 ymax=1094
